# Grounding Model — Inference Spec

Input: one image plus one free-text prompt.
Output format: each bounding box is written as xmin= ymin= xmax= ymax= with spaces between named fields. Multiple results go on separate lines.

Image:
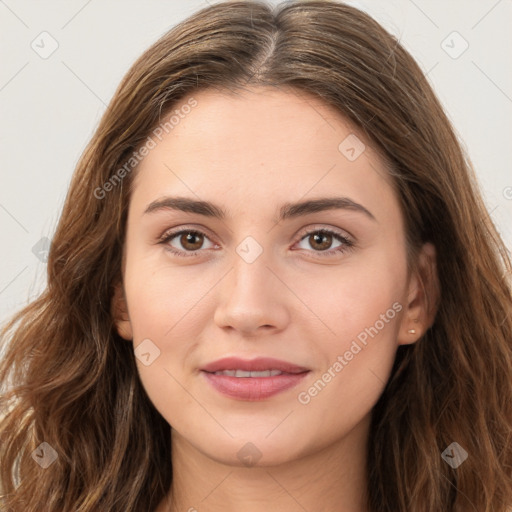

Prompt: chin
xmin=183 ymin=425 xmax=320 ymax=468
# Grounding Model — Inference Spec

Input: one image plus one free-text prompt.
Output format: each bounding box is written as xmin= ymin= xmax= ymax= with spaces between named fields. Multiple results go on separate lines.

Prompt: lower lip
xmin=201 ymin=371 xmax=309 ymax=401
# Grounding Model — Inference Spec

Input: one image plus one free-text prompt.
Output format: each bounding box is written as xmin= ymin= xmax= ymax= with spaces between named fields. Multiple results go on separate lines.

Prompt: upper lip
xmin=201 ymin=357 xmax=309 ymax=374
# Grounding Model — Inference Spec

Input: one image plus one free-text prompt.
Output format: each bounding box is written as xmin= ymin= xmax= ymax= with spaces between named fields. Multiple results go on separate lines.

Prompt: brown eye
xmin=308 ymin=232 xmax=333 ymax=251
xmin=295 ymin=228 xmax=354 ymax=257
xmin=160 ymin=229 xmax=216 ymax=257
xmin=179 ymin=231 xmax=204 ymax=251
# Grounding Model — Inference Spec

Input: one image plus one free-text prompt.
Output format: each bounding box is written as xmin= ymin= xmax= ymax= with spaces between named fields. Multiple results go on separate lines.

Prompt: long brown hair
xmin=1 ymin=1 xmax=511 ymax=510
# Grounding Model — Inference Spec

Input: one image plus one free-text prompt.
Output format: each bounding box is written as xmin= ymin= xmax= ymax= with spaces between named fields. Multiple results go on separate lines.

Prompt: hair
xmin=1 ymin=1 xmax=511 ymax=510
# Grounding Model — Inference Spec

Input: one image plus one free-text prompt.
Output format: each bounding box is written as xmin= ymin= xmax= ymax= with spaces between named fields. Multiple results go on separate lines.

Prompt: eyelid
xmin=157 ymin=224 xmax=217 ymax=243
xmin=294 ymin=223 xmax=354 ymax=243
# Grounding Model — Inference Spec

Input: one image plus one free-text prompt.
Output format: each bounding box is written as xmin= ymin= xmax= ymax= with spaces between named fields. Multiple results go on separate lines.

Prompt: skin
xmin=112 ymin=85 xmax=437 ymax=512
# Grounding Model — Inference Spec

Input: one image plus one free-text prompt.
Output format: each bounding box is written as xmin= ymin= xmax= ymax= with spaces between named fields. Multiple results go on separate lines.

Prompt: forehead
xmin=139 ymin=85 xmax=383 ymax=165
xmin=130 ymin=86 xmax=398 ymax=221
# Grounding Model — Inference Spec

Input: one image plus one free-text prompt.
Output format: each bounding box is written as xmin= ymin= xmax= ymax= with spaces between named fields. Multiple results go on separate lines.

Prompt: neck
xmin=157 ymin=414 xmax=371 ymax=512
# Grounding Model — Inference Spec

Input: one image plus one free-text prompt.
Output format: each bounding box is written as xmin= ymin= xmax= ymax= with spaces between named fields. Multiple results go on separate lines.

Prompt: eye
xmin=294 ymin=228 xmax=354 ymax=257
xmin=159 ymin=229 xmax=216 ymax=258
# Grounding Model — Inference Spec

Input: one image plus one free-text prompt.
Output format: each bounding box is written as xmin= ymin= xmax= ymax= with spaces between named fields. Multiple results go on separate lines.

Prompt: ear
xmin=111 ymin=282 xmax=133 ymax=341
xmin=397 ymin=242 xmax=440 ymax=345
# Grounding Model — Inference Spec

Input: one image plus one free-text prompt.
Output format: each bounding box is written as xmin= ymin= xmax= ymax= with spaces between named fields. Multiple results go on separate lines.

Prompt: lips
xmin=200 ymin=357 xmax=310 ymax=401
xmin=201 ymin=357 xmax=309 ymax=374
xmin=211 ymin=369 xmax=283 ymax=377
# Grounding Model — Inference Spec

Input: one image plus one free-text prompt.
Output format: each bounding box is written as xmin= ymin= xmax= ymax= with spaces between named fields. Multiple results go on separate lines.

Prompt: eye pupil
xmin=311 ymin=232 xmax=332 ymax=250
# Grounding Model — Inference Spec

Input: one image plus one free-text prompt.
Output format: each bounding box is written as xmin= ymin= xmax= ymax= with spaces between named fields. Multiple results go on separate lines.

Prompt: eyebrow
xmin=144 ymin=196 xmax=376 ymax=222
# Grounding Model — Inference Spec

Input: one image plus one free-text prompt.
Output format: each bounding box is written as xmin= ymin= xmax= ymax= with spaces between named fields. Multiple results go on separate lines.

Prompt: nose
xmin=213 ymin=248 xmax=290 ymax=336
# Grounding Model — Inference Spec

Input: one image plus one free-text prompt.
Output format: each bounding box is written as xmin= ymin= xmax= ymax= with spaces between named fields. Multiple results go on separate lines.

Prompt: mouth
xmin=208 ymin=369 xmax=285 ymax=377
xmin=200 ymin=357 xmax=310 ymax=401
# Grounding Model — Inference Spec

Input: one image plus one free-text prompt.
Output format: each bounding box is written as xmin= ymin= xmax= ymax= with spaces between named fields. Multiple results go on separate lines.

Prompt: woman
xmin=1 ymin=1 xmax=511 ymax=511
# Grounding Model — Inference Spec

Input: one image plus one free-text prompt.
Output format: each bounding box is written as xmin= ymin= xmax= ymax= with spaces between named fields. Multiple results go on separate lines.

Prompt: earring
xmin=408 ymin=328 xmax=416 ymax=334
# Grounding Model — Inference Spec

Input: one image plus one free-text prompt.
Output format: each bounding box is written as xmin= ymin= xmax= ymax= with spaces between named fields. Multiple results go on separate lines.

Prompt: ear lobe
xmin=111 ymin=282 xmax=133 ymax=341
xmin=398 ymin=242 xmax=440 ymax=345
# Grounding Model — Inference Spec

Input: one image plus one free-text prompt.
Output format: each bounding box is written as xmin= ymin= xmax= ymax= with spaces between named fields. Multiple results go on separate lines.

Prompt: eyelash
xmin=158 ymin=226 xmax=355 ymax=259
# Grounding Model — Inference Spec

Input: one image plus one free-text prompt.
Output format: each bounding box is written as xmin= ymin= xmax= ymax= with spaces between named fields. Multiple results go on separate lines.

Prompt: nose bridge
xmin=213 ymin=232 xmax=289 ymax=332
xmin=229 ymin=234 xmax=274 ymax=303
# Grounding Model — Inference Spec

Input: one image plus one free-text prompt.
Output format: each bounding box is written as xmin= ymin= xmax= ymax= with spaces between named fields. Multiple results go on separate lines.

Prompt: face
xmin=114 ymin=86 xmax=428 ymax=466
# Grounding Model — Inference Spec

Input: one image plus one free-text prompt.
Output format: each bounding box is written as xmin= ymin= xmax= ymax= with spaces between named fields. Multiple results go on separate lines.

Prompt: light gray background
xmin=1 ymin=0 xmax=511 ymax=331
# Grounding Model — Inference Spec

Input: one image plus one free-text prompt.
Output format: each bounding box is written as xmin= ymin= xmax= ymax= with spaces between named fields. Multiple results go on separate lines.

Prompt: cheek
xmin=299 ymin=278 xmax=401 ymax=396
xmin=121 ymin=249 xmax=197 ymax=363
xmin=290 ymin=250 xmax=405 ymax=407
xmin=123 ymin=246 xmax=213 ymax=339
xmin=123 ymin=258 xmax=210 ymax=427
xmin=291 ymin=275 xmax=402 ymax=448
xmin=293 ymin=248 xmax=405 ymax=347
